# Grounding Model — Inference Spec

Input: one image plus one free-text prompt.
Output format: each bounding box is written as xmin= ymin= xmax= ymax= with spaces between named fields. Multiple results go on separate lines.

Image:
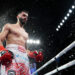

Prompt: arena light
xmin=60 ymin=22 xmax=63 ymax=26
xmin=36 ymin=40 xmax=40 ymax=44
xmin=72 ymin=5 xmax=75 ymax=9
xmin=69 ymin=9 xmax=72 ymax=13
xmin=27 ymin=39 xmax=34 ymax=44
xmin=58 ymin=25 xmax=61 ymax=28
xmin=33 ymin=40 xmax=36 ymax=44
xmin=27 ymin=40 xmax=30 ymax=43
xmin=62 ymin=20 xmax=65 ymax=23
xmin=56 ymin=3 xmax=75 ymax=31
xmin=67 ymin=13 xmax=70 ymax=17
xmin=64 ymin=16 xmax=67 ymax=20
xmin=27 ymin=39 xmax=40 ymax=45
xmin=29 ymin=39 xmax=33 ymax=44
xmin=56 ymin=28 xmax=59 ymax=31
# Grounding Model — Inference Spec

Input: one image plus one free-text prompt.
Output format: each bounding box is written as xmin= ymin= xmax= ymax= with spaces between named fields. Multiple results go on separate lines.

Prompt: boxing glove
xmin=29 ymin=50 xmax=43 ymax=62
xmin=35 ymin=51 xmax=43 ymax=62
xmin=0 ymin=46 xmax=13 ymax=65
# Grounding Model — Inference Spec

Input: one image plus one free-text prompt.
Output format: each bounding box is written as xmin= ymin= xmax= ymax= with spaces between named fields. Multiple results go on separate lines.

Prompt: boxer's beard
xmin=19 ymin=18 xmax=27 ymax=27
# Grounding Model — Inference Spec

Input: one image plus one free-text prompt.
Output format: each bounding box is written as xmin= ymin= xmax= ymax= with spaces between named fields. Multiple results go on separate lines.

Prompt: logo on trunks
xmin=18 ymin=46 xmax=26 ymax=53
xmin=16 ymin=54 xmax=29 ymax=61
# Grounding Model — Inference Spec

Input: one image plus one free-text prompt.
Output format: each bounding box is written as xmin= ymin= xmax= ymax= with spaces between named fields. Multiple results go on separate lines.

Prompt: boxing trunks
xmin=0 ymin=44 xmax=31 ymax=75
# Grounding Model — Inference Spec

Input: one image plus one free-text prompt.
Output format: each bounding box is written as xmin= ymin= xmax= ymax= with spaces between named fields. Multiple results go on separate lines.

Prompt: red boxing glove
xmin=35 ymin=51 xmax=43 ymax=62
xmin=28 ymin=50 xmax=43 ymax=62
xmin=0 ymin=46 xmax=13 ymax=65
xmin=28 ymin=51 xmax=38 ymax=58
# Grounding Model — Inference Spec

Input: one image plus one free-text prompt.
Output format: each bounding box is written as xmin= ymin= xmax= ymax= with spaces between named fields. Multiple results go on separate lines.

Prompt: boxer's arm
xmin=0 ymin=46 xmax=14 ymax=65
xmin=0 ymin=24 xmax=13 ymax=65
xmin=0 ymin=24 xmax=10 ymax=42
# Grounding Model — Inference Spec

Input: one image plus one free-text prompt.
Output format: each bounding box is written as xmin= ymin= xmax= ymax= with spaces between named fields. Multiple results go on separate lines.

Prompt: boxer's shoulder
xmin=4 ymin=23 xmax=12 ymax=28
xmin=4 ymin=23 xmax=16 ymax=29
xmin=5 ymin=23 xmax=15 ymax=26
xmin=2 ymin=23 xmax=11 ymax=31
xmin=4 ymin=23 xmax=11 ymax=26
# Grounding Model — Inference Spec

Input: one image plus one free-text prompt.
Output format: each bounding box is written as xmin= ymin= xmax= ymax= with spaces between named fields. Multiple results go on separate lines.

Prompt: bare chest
xmin=10 ymin=27 xmax=28 ymax=39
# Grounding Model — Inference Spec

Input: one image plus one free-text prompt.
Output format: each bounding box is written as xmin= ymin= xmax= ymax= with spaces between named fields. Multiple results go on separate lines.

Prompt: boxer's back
xmin=6 ymin=24 xmax=28 ymax=47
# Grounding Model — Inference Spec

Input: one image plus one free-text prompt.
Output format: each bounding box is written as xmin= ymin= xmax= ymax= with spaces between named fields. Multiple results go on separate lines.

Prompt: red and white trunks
xmin=0 ymin=44 xmax=31 ymax=75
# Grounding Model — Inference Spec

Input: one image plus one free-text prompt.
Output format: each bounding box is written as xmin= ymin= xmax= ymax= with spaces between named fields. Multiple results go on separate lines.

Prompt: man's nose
xmin=23 ymin=17 xmax=27 ymax=21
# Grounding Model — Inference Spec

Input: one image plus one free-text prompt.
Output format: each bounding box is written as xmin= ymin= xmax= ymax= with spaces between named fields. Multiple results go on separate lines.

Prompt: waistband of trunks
xmin=6 ymin=44 xmax=26 ymax=53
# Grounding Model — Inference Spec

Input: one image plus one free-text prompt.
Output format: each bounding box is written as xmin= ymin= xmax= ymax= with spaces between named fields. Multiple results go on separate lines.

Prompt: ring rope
xmin=44 ymin=60 xmax=75 ymax=75
xmin=32 ymin=41 xmax=75 ymax=75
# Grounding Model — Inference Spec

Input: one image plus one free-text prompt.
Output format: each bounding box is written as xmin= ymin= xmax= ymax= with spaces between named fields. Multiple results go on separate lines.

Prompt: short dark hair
xmin=17 ymin=10 xmax=29 ymax=15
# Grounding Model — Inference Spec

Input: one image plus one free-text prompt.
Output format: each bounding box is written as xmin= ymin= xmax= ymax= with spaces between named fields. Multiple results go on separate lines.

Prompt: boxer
xmin=0 ymin=11 xmax=43 ymax=75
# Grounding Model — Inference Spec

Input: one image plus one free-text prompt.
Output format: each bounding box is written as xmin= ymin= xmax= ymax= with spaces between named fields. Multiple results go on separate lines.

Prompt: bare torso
xmin=6 ymin=24 xmax=28 ymax=47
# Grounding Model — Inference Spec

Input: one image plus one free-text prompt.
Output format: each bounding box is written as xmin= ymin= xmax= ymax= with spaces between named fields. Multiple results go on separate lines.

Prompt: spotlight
xmin=67 ymin=13 xmax=70 ymax=17
xmin=27 ymin=39 xmax=41 ymax=45
xmin=29 ymin=39 xmax=33 ymax=44
xmin=58 ymin=25 xmax=61 ymax=28
xmin=69 ymin=9 xmax=72 ymax=13
xmin=55 ymin=4 xmax=74 ymax=31
xmin=33 ymin=40 xmax=36 ymax=44
xmin=62 ymin=20 xmax=65 ymax=23
xmin=27 ymin=40 xmax=30 ymax=43
xmin=60 ymin=23 xmax=63 ymax=26
xmin=56 ymin=28 xmax=59 ymax=31
xmin=72 ymin=5 xmax=75 ymax=9
xmin=36 ymin=40 xmax=40 ymax=44
xmin=64 ymin=16 xmax=67 ymax=20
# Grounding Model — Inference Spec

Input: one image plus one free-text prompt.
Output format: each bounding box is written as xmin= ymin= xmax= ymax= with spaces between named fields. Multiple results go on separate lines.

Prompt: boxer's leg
xmin=5 ymin=61 xmax=20 ymax=75
xmin=5 ymin=51 xmax=30 ymax=75
xmin=5 ymin=45 xmax=31 ymax=75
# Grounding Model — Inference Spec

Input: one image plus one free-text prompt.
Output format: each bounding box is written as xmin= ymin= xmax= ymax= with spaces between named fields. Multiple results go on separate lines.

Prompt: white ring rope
xmin=44 ymin=60 xmax=75 ymax=75
xmin=32 ymin=41 xmax=75 ymax=75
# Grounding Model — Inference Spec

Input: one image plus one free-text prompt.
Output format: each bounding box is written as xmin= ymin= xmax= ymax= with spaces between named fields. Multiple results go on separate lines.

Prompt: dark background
xmin=0 ymin=0 xmax=75 ymax=75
